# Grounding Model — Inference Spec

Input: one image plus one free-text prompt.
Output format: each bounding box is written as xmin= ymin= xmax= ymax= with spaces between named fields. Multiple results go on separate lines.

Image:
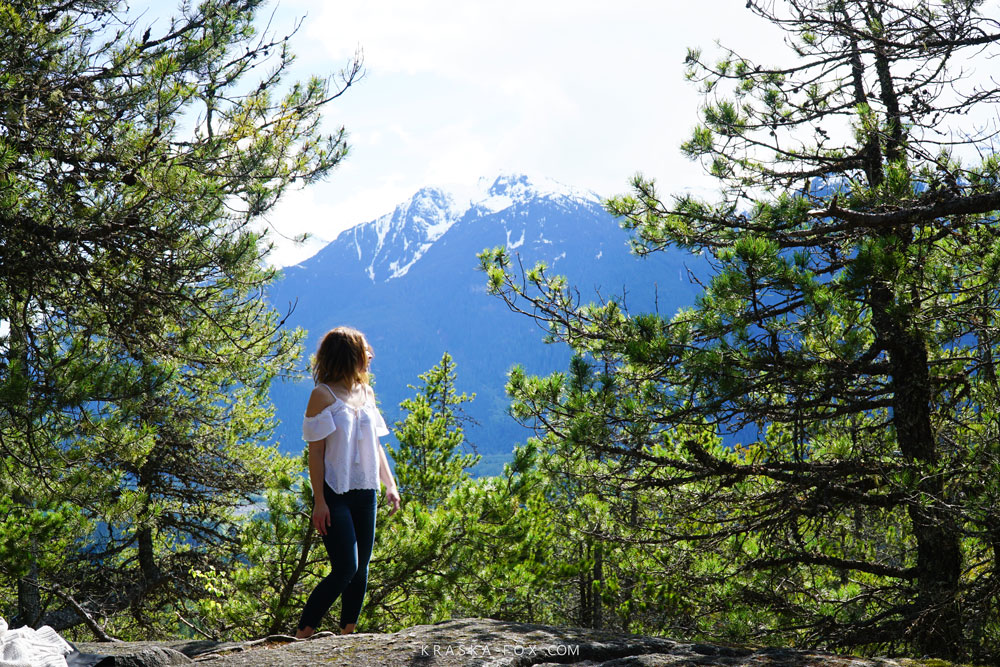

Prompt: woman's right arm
xmin=307 ymin=440 xmax=329 ymax=535
xmin=305 ymin=388 xmax=333 ymax=535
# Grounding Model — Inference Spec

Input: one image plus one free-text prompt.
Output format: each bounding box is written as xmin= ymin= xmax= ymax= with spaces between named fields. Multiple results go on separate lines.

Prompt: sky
xmin=248 ymin=1 xmax=791 ymax=267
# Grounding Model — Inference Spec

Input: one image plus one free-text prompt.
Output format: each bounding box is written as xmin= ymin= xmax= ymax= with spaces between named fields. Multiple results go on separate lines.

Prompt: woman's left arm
xmin=366 ymin=383 xmax=401 ymax=515
xmin=377 ymin=441 xmax=401 ymax=515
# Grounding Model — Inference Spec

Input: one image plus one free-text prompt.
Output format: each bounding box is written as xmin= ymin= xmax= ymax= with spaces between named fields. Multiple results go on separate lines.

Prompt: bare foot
xmin=295 ymin=626 xmax=315 ymax=639
xmin=340 ymin=623 xmax=356 ymax=635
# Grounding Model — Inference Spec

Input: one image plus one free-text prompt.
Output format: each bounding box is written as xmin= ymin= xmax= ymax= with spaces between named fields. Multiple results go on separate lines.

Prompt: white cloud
xmin=262 ymin=1 xmax=791 ymax=266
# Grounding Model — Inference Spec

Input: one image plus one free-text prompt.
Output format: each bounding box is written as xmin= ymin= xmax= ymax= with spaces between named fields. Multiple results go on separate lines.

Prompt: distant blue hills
xmin=267 ymin=174 xmax=708 ymax=476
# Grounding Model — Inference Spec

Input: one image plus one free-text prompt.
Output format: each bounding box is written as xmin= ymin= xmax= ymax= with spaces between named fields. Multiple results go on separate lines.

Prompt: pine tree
xmin=482 ymin=0 xmax=1000 ymax=660
xmin=390 ymin=352 xmax=478 ymax=509
xmin=185 ymin=451 xmax=319 ymax=641
xmin=357 ymin=353 xmax=477 ymax=627
xmin=0 ymin=0 xmax=358 ymax=632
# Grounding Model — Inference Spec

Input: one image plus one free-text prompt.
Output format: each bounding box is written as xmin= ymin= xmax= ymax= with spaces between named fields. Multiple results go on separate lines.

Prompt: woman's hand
xmin=385 ymin=487 xmax=401 ymax=516
xmin=312 ymin=501 xmax=331 ymax=535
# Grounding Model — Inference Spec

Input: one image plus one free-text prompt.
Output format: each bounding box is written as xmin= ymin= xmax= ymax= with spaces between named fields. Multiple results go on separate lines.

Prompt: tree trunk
xmin=14 ymin=488 xmax=41 ymax=628
xmin=593 ymin=541 xmax=603 ymax=630
xmin=876 ymin=288 xmax=963 ymax=658
xmin=137 ymin=526 xmax=161 ymax=584
xmin=578 ymin=541 xmax=591 ymax=627
xmin=17 ymin=565 xmax=40 ymax=628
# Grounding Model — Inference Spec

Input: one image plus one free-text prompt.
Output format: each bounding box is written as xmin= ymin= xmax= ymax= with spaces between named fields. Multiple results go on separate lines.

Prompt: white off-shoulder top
xmin=301 ymin=385 xmax=390 ymax=493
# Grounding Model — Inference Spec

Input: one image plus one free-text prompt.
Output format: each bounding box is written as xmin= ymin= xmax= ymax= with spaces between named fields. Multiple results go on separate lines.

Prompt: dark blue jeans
xmin=297 ymin=485 xmax=377 ymax=631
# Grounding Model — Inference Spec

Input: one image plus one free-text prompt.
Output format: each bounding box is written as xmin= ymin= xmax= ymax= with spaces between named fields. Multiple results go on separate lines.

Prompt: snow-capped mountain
xmin=268 ymin=174 xmax=706 ymax=474
xmin=320 ymin=174 xmax=601 ymax=283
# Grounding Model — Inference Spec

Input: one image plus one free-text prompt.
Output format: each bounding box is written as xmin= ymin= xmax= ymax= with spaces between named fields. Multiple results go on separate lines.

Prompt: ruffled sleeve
xmin=302 ymin=409 xmax=336 ymax=442
xmin=374 ymin=408 xmax=390 ymax=438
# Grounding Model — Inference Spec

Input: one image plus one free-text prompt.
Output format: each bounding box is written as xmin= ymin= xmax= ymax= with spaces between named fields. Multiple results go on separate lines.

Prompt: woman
xmin=296 ymin=326 xmax=401 ymax=639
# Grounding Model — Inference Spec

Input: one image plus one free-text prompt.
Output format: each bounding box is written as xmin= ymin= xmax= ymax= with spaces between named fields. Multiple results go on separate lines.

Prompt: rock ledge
xmin=75 ymin=617 xmax=919 ymax=667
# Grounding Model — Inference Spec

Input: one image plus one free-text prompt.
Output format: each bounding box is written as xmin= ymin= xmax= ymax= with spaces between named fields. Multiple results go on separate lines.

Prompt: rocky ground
xmin=72 ymin=617 xmax=944 ymax=667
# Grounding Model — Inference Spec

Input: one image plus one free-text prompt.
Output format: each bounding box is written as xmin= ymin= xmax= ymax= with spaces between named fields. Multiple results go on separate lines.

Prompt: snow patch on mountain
xmin=388 ymin=242 xmax=434 ymax=280
xmin=506 ymin=227 xmax=525 ymax=250
xmin=477 ymin=194 xmax=514 ymax=214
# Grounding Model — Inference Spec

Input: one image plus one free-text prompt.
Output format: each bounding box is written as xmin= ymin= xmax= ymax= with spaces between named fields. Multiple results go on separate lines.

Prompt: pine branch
xmin=805 ymin=190 xmax=1000 ymax=230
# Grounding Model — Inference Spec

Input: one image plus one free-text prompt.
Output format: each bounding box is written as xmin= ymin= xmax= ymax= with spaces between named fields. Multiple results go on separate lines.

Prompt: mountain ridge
xmin=296 ymin=173 xmax=603 ymax=283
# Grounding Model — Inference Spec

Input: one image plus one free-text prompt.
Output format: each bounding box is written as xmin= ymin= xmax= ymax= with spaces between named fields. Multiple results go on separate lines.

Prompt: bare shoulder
xmin=305 ymin=385 xmax=335 ymax=418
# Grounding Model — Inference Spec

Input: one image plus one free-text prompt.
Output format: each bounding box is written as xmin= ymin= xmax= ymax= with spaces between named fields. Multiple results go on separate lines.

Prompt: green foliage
xmin=390 ymin=352 xmax=479 ymax=509
xmin=359 ymin=356 xmax=559 ymax=632
xmin=0 ymin=0 xmax=357 ymax=634
xmin=184 ymin=452 xmax=320 ymax=640
xmin=181 ymin=354 xmax=738 ymax=641
xmin=481 ymin=1 xmax=1000 ymax=662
